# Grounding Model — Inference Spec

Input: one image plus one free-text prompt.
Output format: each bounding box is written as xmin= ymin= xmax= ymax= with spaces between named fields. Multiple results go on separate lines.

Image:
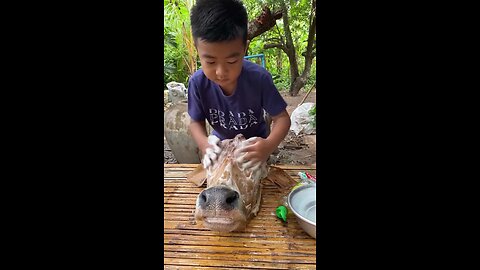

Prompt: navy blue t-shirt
xmin=187 ymin=60 xmax=287 ymax=140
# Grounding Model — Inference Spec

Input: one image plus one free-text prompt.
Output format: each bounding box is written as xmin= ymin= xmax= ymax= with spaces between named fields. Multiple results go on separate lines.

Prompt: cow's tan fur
xmin=186 ymin=134 xmax=266 ymax=231
xmin=187 ymin=134 xmax=296 ymax=232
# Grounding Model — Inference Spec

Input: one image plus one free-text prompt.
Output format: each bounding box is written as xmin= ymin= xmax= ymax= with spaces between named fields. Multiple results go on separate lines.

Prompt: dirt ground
xmin=164 ymin=89 xmax=316 ymax=166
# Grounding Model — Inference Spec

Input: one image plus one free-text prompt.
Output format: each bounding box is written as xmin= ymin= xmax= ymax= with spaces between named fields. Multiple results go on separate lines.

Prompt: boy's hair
xmin=190 ymin=0 xmax=248 ymax=45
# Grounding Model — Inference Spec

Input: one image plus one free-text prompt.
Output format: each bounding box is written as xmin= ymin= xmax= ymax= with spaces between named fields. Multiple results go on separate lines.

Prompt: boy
xmin=188 ymin=0 xmax=291 ymax=170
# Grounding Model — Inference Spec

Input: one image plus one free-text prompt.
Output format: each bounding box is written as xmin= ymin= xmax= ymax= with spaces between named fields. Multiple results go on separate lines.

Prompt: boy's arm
xmin=265 ymin=110 xmax=291 ymax=152
xmin=189 ymin=120 xmax=210 ymax=155
xmin=236 ymin=110 xmax=291 ymax=165
xmin=189 ymin=120 xmax=223 ymax=168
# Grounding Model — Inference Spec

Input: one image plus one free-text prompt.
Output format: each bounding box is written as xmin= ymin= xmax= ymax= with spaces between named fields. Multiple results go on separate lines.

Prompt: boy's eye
xmin=227 ymin=61 xmax=237 ymax=64
xmin=206 ymin=62 xmax=215 ymax=64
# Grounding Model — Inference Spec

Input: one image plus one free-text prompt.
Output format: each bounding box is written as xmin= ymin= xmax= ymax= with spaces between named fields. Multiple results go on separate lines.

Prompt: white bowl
xmin=287 ymin=184 xmax=316 ymax=238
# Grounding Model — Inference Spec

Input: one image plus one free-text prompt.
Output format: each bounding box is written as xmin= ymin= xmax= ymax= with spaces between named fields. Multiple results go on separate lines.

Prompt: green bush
xmin=309 ymin=104 xmax=316 ymax=128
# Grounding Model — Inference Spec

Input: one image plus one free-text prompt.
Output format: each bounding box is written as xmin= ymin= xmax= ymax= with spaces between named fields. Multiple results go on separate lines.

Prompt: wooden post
xmin=298 ymin=82 xmax=316 ymax=107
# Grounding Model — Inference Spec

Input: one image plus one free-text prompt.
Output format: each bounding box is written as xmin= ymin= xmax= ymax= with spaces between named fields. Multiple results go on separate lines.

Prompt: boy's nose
xmin=216 ymin=65 xmax=227 ymax=78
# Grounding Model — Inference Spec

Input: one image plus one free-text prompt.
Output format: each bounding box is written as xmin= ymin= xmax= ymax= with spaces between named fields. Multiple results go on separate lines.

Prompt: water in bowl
xmin=304 ymin=201 xmax=316 ymax=223
xmin=290 ymin=186 xmax=316 ymax=224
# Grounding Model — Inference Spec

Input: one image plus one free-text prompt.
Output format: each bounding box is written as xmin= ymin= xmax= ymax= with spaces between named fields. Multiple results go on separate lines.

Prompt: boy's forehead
xmin=196 ymin=38 xmax=245 ymax=58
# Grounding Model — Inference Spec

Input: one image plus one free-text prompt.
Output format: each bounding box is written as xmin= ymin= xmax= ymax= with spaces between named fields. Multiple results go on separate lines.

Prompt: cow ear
xmin=186 ymin=164 xmax=207 ymax=187
xmin=264 ymin=166 xmax=298 ymax=191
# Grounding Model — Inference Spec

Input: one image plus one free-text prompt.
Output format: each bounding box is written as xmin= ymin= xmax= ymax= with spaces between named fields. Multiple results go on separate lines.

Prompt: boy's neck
xmin=219 ymin=82 xmax=237 ymax=96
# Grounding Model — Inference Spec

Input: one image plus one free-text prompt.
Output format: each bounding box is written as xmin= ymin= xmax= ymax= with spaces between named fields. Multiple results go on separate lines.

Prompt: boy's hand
xmin=234 ymin=137 xmax=275 ymax=171
xmin=202 ymin=135 xmax=222 ymax=169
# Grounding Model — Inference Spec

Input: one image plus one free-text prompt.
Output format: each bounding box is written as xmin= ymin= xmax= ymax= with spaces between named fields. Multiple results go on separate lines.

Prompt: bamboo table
xmin=164 ymin=164 xmax=317 ymax=269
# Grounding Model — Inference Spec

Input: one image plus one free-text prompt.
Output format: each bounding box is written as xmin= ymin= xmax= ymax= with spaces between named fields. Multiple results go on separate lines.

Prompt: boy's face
xmin=196 ymin=38 xmax=248 ymax=92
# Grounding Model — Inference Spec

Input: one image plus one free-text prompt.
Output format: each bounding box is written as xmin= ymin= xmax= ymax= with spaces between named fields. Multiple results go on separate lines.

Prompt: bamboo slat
xmin=164 ymin=164 xmax=317 ymax=269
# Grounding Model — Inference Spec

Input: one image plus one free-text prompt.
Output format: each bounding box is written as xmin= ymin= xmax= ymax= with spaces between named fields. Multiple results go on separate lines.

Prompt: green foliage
xmin=308 ymin=104 xmax=316 ymax=128
xmin=244 ymin=0 xmax=315 ymax=92
xmin=164 ymin=0 xmax=196 ymax=89
xmin=163 ymin=0 xmax=315 ymax=92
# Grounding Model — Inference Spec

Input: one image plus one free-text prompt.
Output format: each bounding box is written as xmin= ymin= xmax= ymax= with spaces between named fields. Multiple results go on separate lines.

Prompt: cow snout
xmin=198 ymin=186 xmax=239 ymax=211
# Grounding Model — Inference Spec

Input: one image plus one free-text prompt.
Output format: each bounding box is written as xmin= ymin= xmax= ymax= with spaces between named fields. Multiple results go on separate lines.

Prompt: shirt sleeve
xmin=187 ymin=77 xmax=206 ymax=121
xmin=261 ymin=73 xmax=288 ymax=117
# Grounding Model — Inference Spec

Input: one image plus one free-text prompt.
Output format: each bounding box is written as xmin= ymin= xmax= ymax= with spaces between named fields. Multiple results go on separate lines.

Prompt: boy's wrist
xmin=199 ymin=139 xmax=209 ymax=155
xmin=264 ymin=137 xmax=279 ymax=154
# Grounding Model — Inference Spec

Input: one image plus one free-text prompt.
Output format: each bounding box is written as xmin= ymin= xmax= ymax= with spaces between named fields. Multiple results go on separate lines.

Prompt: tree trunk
xmin=276 ymin=48 xmax=282 ymax=74
xmin=290 ymin=1 xmax=316 ymax=96
xmin=247 ymin=7 xmax=283 ymax=41
xmin=289 ymin=0 xmax=316 ymax=96
xmin=279 ymin=0 xmax=300 ymax=90
xmin=263 ymin=0 xmax=316 ymax=97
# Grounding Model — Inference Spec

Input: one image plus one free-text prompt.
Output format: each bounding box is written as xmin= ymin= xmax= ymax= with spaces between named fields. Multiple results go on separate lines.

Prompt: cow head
xmin=187 ymin=134 xmax=268 ymax=232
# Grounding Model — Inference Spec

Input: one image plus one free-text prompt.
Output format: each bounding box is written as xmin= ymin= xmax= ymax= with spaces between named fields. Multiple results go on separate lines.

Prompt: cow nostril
xmin=225 ymin=191 xmax=239 ymax=205
xmin=198 ymin=191 xmax=207 ymax=206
